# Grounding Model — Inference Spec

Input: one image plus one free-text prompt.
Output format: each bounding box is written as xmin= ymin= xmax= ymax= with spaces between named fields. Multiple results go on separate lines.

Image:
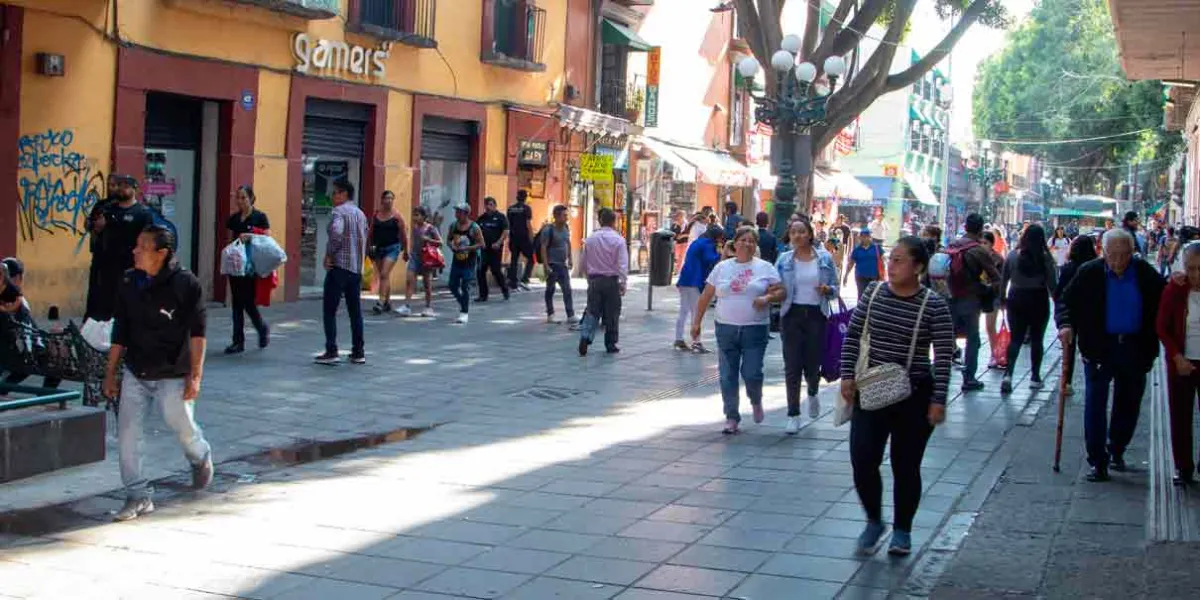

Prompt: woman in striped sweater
xmin=840 ymin=236 xmax=956 ymax=557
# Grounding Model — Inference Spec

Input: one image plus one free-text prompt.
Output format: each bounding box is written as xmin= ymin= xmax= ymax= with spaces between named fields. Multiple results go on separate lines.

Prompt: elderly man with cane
xmin=1057 ymin=228 xmax=1164 ymax=482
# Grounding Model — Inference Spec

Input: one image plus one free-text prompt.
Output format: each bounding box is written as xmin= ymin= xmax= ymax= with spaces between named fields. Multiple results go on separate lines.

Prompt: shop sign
xmin=293 ymin=33 xmax=391 ymax=79
xmin=580 ymin=153 xmax=613 ymax=182
xmin=518 ymin=140 xmax=549 ymax=167
xmin=645 ymin=47 xmax=661 ymax=128
xmin=883 ymin=164 xmax=899 ymax=177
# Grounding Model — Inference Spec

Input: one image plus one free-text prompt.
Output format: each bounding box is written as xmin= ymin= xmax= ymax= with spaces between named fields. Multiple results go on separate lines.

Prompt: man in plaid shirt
xmin=315 ymin=178 xmax=369 ymax=365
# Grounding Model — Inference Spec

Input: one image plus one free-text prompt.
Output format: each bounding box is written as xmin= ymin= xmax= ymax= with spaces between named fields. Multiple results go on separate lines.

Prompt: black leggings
xmin=229 ymin=276 xmax=267 ymax=345
xmin=850 ymin=378 xmax=934 ymax=532
xmin=1005 ymin=288 xmax=1050 ymax=379
xmin=781 ymin=305 xmax=826 ymax=415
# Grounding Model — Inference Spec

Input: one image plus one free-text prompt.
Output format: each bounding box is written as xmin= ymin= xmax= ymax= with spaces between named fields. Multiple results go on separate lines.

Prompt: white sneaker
xmin=785 ymin=417 xmax=801 ymax=435
xmin=456 ymin=313 xmax=469 ymax=324
xmin=546 ymin=314 xmax=556 ymax=324
xmin=808 ymin=396 xmax=820 ymax=418
xmin=420 ymin=307 xmax=435 ymax=317
xmin=395 ymin=304 xmax=411 ymax=316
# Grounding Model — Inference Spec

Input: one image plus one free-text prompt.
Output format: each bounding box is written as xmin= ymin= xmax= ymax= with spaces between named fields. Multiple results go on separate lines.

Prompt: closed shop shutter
xmin=145 ymin=93 xmax=202 ymax=149
xmin=302 ymin=115 xmax=366 ymax=158
xmin=420 ymin=131 xmax=470 ymax=162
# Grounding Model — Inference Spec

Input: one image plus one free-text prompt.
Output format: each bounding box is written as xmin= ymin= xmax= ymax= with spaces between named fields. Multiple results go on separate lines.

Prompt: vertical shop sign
xmin=645 ymin=47 xmax=661 ymax=128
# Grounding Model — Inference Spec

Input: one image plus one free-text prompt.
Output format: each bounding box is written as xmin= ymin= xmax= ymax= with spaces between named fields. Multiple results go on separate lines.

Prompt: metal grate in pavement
xmin=508 ymin=386 xmax=587 ymax=401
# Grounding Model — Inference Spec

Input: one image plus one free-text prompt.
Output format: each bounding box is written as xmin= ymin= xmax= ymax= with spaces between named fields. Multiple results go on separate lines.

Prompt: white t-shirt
xmin=1050 ymin=238 xmax=1070 ymax=266
xmin=706 ymin=257 xmax=781 ymax=326
xmin=790 ymin=257 xmax=821 ymax=306
xmin=1187 ymin=291 xmax=1200 ymax=360
xmin=687 ymin=220 xmax=708 ymax=244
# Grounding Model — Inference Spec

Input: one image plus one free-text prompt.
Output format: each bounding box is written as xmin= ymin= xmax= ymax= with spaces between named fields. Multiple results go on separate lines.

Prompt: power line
xmin=984 ymin=128 xmax=1155 ymax=145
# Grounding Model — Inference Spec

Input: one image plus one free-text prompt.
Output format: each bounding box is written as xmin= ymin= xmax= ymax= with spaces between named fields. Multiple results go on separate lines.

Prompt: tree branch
xmin=830 ymin=0 xmax=888 ymax=57
xmin=882 ymin=0 xmax=989 ymax=93
xmin=757 ymin=0 xmax=782 ymax=61
xmin=812 ymin=0 xmax=857 ymax=66
xmin=801 ymin=0 xmax=820 ymax=60
xmin=734 ymin=0 xmax=773 ymax=86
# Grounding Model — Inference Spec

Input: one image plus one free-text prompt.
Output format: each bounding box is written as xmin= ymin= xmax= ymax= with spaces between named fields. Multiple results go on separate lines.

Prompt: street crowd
xmin=5 ymin=181 xmax=1200 ymax=564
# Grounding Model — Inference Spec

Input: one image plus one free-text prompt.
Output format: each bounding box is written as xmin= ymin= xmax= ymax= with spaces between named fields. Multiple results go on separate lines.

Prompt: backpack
xmin=929 ymin=251 xmax=952 ymax=280
xmin=946 ymin=240 xmax=982 ymax=299
xmin=147 ymin=205 xmax=179 ymax=251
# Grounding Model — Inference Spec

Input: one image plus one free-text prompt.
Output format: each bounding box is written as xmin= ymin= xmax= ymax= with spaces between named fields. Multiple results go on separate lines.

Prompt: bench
xmin=0 ymin=318 xmax=117 ymax=411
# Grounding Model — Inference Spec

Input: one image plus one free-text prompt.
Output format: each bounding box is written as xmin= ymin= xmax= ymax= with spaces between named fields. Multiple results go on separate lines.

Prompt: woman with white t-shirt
xmin=691 ymin=226 xmax=784 ymax=434
xmin=1155 ymin=242 xmax=1200 ymax=484
xmin=1049 ymin=226 xmax=1071 ymax=267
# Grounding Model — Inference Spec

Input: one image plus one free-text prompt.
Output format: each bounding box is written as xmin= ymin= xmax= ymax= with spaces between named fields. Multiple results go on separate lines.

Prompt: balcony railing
xmin=485 ymin=2 xmax=547 ymax=71
xmin=232 ymin=0 xmax=340 ymax=19
xmin=600 ymin=75 xmax=646 ymax=123
xmin=353 ymin=0 xmax=437 ymax=48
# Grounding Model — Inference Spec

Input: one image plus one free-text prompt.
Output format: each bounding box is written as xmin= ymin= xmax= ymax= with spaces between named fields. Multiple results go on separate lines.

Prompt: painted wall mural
xmin=16 ymin=128 xmax=105 ymax=249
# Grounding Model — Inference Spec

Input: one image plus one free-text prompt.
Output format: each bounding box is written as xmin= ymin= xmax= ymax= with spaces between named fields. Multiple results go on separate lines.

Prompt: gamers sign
xmin=292 ymin=33 xmax=391 ymax=79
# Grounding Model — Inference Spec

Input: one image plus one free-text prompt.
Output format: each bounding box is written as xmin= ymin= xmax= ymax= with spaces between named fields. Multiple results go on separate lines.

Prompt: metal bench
xmin=0 ymin=318 xmax=117 ymax=412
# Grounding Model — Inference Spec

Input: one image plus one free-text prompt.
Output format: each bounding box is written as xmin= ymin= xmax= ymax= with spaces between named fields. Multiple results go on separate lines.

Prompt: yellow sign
xmin=594 ymin=180 xmax=614 ymax=209
xmin=883 ymin=164 xmax=900 ymax=177
xmin=580 ymin=154 xmax=613 ymax=182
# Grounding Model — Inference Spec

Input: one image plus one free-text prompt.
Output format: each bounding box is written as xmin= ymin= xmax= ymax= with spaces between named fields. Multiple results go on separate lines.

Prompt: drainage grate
xmin=508 ymin=386 xmax=587 ymax=401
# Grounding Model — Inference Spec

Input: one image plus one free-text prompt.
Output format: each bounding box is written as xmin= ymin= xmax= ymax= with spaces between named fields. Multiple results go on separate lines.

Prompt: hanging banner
xmin=594 ymin=180 xmax=615 ymax=209
xmin=645 ymin=47 xmax=661 ymax=128
xmin=580 ymin=153 xmax=613 ymax=182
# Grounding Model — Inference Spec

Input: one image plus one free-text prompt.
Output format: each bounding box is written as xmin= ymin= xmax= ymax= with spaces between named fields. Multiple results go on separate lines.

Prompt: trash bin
xmin=649 ymin=229 xmax=675 ymax=286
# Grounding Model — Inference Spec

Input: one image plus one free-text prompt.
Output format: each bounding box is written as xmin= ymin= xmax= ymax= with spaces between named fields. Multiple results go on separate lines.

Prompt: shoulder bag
xmin=855 ymin=284 xmax=931 ymax=411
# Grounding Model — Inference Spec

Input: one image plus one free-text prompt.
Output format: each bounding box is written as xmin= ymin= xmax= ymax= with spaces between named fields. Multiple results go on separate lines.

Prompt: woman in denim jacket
xmin=775 ymin=220 xmax=840 ymax=434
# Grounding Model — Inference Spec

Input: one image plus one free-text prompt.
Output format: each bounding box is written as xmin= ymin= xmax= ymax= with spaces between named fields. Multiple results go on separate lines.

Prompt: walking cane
xmin=1053 ymin=339 xmax=1072 ymax=472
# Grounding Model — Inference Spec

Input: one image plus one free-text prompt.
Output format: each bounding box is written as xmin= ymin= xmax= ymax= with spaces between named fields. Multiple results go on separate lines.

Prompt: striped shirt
xmin=327 ymin=202 xmax=369 ymax=274
xmin=840 ymin=282 xmax=956 ymax=405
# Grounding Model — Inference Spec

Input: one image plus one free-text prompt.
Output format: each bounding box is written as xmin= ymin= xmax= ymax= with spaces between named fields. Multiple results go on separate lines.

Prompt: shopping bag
xmin=247 ymin=234 xmax=287 ymax=275
xmin=992 ymin=322 xmax=1011 ymax=369
xmin=219 ymin=239 xmax=250 ymax=276
xmin=821 ymin=299 xmax=853 ymax=382
xmin=833 ymin=394 xmax=854 ymax=427
xmin=420 ymin=244 xmax=445 ymax=271
xmin=80 ymin=318 xmax=113 ymax=352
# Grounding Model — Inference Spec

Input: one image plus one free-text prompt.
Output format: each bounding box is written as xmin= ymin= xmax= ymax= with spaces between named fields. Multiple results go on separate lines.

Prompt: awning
xmin=1049 ymin=208 xmax=1114 ymax=219
xmin=857 ymin=176 xmax=900 ymax=201
xmin=556 ymin=105 xmax=639 ymax=137
xmin=814 ymin=170 xmax=873 ymax=202
xmin=904 ymin=175 xmax=940 ymax=207
xmin=594 ymin=145 xmax=629 ymax=171
xmin=1022 ymin=201 xmax=1044 ymax=215
xmin=602 ymin=19 xmax=652 ymax=52
xmin=908 ymin=105 xmax=928 ymax=127
xmin=643 ymin=137 xmax=752 ymax=187
xmin=639 ymin=137 xmax=697 ymax=182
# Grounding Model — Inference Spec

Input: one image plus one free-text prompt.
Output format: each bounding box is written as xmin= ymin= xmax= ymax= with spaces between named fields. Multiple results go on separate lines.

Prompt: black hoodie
xmin=112 ymin=263 xmax=206 ymax=380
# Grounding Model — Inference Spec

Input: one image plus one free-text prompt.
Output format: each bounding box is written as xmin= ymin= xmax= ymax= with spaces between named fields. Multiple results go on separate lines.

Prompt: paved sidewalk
xmin=0 ymin=277 xmax=1062 ymax=599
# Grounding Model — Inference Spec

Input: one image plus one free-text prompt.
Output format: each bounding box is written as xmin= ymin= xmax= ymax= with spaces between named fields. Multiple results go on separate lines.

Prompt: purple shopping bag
xmin=821 ymin=299 xmax=853 ymax=383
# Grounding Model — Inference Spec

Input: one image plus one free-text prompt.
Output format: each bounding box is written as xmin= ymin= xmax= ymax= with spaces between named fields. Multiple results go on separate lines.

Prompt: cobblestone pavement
xmin=0 ymin=278 xmax=1061 ymax=599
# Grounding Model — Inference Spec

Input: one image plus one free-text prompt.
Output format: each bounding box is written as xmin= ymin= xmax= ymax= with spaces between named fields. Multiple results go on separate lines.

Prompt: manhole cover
xmin=508 ymin=386 xmax=586 ymax=400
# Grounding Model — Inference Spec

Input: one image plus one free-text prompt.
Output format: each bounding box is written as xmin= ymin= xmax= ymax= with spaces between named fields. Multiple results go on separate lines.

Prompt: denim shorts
xmin=374 ymin=243 xmax=401 ymax=262
xmin=408 ymin=252 xmax=425 ymax=274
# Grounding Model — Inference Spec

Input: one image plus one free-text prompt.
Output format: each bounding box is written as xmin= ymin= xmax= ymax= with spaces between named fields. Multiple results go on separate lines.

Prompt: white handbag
xmin=855 ymin=284 xmax=930 ymax=411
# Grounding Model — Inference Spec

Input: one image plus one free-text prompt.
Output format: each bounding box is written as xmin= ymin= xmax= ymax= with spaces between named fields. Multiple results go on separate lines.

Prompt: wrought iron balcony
xmin=231 ymin=0 xmax=340 ymax=19
xmin=353 ymin=0 xmax=437 ymax=48
xmin=484 ymin=2 xmax=547 ymax=72
xmin=599 ymin=75 xmax=646 ymax=123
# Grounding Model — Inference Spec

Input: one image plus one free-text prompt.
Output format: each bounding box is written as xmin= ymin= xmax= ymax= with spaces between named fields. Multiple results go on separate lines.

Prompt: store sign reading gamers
xmin=293 ymin=33 xmax=391 ymax=79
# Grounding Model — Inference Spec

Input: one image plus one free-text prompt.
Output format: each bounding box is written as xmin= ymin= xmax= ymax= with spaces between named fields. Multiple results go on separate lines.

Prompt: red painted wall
xmin=0 ymin=5 xmax=22 ymax=259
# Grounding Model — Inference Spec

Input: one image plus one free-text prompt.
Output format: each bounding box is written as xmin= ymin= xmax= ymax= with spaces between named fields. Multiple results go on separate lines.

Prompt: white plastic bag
xmin=833 ymin=394 xmax=853 ymax=427
xmin=220 ymin=239 xmax=249 ymax=276
xmin=247 ymin=234 xmax=287 ymax=275
xmin=80 ymin=318 xmax=113 ymax=352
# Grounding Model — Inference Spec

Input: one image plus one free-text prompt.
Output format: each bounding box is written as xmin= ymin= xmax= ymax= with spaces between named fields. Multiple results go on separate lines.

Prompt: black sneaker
xmin=1086 ymin=466 xmax=1110 ymax=482
xmin=962 ymin=380 xmax=985 ymax=392
xmin=314 ymin=351 xmax=340 ymax=365
xmin=224 ymin=343 xmax=244 ymax=355
xmin=258 ymin=326 xmax=270 ymax=349
xmin=371 ymin=303 xmax=384 ymax=315
xmin=349 ymin=353 xmax=367 ymax=365
xmin=475 ymin=297 xmax=488 ymax=303
xmin=1174 ymin=469 xmax=1195 ymax=485
xmin=192 ymin=452 xmax=214 ymax=490
xmin=606 ymin=346 xmax=620 ymax=354
xmin=1110 ymin=456 xmax=1127 ymax=472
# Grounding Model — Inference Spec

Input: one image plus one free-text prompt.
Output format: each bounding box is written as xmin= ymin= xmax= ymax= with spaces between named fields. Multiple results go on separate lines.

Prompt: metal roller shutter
xmin=302 ymin=116 xmax=367 ymax=158
xmin=145 ymin=93 xmax=202 ymax=149
xmin=420 ymin=131 xmax=470 ymax=162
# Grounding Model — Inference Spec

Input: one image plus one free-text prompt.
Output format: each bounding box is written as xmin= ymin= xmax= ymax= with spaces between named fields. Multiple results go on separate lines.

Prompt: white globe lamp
xmin=795 ymin=61 xmax=817 ymax=83
xmin=770 ymin=50 xmax=795 ymax=72
xmin=737 ymin=56 xmax=760 ymax=79
xmin=780 ymin=34 xmax=802 ymax=54
xmin=823 ymin=55 xmax=847 ymax=78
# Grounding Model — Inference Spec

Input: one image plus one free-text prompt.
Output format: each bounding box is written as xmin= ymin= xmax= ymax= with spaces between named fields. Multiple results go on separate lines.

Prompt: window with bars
xmin=351 ymin=0 xmax=437 ymax=47
xmin=486 ymin=0 xmax=547 ymax=69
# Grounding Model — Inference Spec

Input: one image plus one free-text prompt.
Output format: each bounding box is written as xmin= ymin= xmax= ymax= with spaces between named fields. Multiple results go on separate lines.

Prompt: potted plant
xmin=625 ymin=87 xmax=645 ymax=123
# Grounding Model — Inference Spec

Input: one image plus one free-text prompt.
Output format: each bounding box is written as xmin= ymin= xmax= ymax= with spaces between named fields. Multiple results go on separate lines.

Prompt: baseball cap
xmin=453 ymin=202 xmax=470 ymax=213
xmin=111 ymin=173 xmax=138 ymax=186
xmin=859 ymin=227 xmax=871 ymax=235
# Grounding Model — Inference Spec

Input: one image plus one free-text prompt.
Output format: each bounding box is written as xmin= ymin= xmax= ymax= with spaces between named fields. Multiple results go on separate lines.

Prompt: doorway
xmin=419 ymin=116 xmax=473 ymax=280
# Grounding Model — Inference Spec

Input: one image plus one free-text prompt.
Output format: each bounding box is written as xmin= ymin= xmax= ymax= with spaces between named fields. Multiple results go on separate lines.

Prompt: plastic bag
xmin=421 ymin=244 xmax=445 ymax=271
xmin=220 ymin=239 xmax=249 ymax=276
xmin=80 ymin=318 xmax=112 ymax=352
xmin=247 ymin=234 xmax=287 ymax=275
xmin=821 ymin=299 xmax=853 ymax=382
xmin=992 ymin=323 xmax=1010 ymax=368
xmin=833 ymin=394 xmax=853 ymax=427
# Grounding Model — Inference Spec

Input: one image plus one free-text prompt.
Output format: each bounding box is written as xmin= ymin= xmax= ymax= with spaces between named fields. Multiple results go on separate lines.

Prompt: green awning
xmin=602 ymin=19 xmax=652 ymax=52
xmin=909 ymin=105 xmax=929 ymax=126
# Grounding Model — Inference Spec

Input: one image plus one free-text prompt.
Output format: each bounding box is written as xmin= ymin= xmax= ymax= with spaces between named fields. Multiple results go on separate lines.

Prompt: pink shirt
xmin=583 ymin=227 xmax=628 ymax=285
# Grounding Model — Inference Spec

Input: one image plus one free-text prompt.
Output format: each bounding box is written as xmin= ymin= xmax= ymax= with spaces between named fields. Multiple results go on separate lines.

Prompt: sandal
xmin=691 ymin=342 xmax=712 ymax=354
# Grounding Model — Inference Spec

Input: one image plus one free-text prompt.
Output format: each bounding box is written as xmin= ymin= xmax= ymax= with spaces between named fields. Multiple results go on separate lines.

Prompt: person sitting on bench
xmin=0 ymin=257 xmax=61 ymax=390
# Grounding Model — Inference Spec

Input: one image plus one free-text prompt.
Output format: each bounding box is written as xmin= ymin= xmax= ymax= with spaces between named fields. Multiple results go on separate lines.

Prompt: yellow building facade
xmin=3 ymin=0 xmax=586 ymax=314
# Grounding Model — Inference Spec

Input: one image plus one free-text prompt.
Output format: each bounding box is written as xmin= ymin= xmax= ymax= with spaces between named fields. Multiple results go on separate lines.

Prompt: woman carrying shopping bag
xmin=775 ymin=220 xmax=839 ymax=434
xmin=224 ymin=185 xmax=270 ymax=354
xmin=840 ymin=236 xmax=955 ymax=557
xmin=999 ymin=224 xmax=1057 ymax=394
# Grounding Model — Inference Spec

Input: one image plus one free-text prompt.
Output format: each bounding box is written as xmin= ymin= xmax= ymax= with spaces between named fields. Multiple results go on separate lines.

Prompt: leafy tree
xmin=733 ymin=0 xmax=1008 ymax=202
xmin=973 ymin=0 xmax=1181 ymax=196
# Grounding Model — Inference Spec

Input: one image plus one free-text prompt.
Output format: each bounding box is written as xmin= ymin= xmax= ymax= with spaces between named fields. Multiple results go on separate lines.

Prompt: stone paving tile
xmin=413 ymin=567 xmax=532 ymax=599
xmin=500 ymin=576 xmax=622 ymax=599
xmin=545 ymin=555 xmax=658 ymax=586
xmin=542 ymin=512 xmax=639 ymax=536
xmin=578 ymin=498 xmax=668 ymax=519
xmin=694 ymin=526 xmax=796 ymax=552
xmin=370 ymin=537 xmax=491 ymax=566
xmin=666 ymin=544 xmax=772 ymax=573
xmin=804 ymin=517 xmax=867 ymax=539
xmin=268 ymin=577 xmax=399 ymax=600
xmin=634 ymin=564 xmax=747 ymax=597
xmin=672 ymin=491 xmax=758 ymax=511
xmin=617 ymin=519 xmax=712 ymax=544
xmin=723 ymin=511 xmax=814 ymax=534
xmin=463 ymin=547 xmax=573 ymax=576
xmin=505 ymin=529 xmax=606 ymax=554
xmin=645 ymin=504 xmax=736 ymax=527
xmin=755 ymin=553 xmax=864 ymax=583
xmin=579 ymin=537 xmax=687 ymax=563
xmin=603 ymin=485 xmax=689 ymax=504
xmin=611 ymin=589 xmax=712 ymax=600
xmin=409 ymin=520 xmax=527 ymax=545
xmin=783 ymin=534 xmax=866 ymax=558
xmin=387 ymin=592 xmax=471 ymax=600
xmin=299 ymin=555 xmax=446 ymax=589
xmin=729 ymin=573 xmax=843 ymax=599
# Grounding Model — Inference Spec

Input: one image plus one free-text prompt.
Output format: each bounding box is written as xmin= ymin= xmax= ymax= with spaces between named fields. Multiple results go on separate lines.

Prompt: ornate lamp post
xmin=965 ymin=144 xmax=1006 ymax=224
xmin=737 ymin=36 xmax=847 ymax=239
xmin=1040 ymin=174 xmax=1064 ymax=218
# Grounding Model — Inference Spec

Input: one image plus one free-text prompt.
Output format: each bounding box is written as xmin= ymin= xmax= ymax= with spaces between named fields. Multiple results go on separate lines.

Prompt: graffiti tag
xmin=16 ymin=128 xmax=105 ymax=247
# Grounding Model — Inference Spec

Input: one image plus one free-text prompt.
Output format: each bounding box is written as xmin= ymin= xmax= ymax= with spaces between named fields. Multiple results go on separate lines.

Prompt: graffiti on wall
xmin=17 ymin=128 xmax=105 ymax=249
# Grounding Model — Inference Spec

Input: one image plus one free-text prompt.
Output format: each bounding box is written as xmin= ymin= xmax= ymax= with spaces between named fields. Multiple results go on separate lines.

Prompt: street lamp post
xmin=737 ymin=36 xmax=846 ymax=240
xmin=965 ymin=144 xmax=1006 ymax=225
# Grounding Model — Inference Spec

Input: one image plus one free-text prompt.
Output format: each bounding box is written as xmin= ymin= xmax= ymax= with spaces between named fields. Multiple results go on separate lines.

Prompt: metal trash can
xmin=649 ymin=230 xmax=676 ymax=286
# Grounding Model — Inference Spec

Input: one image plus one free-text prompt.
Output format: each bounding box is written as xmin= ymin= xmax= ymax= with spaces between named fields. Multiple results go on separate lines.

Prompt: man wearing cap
xmin=315 ymin=178 xmax=369 ymax=365
xmin=91 ymin=175 xmax=152 ymax=321
xmin=842 ymin=228 xmax=883 ymax=300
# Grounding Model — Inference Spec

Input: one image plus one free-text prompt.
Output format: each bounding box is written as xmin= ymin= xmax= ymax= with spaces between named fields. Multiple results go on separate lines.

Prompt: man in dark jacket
xmin=104 ymin=225 xmax=212 ymax=521
xmin=946 ymin=213 xmax=1002 ymax=392
xmin=1057 ymin=228 xmax=1165 ymax=482
xmin=755 ymin=212 xmax=778 ymax=264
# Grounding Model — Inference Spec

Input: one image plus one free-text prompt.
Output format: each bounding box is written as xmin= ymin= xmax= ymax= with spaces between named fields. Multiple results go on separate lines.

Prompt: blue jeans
xmin=118 ymin=370 xmax=210 ymax=500
xmin=1083 ymin=341 xmax=1148 ymax=468
xmin=950 ymin=298 xmax=982 ymax=383
xmin=323 ymin=267 xmax=364 ymax=355
xmin=715 ymin=323 xmax=769 ymax=422
xmin=449 ymin=262 xmax=475 ymax=313
xmin=545 ymin=263 xmax=575 ymax=318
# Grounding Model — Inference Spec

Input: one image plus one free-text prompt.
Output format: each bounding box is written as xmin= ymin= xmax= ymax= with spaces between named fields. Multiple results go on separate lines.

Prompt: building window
xmin=909 ymin=121 xmax=921 ymax=152
xmin=350 ymin=0 xmax=438 ymax=48
xmin=484 ymin=0 xmax=547 ymax=71
xmin=731 ymin=87 xmax=746 ymax=148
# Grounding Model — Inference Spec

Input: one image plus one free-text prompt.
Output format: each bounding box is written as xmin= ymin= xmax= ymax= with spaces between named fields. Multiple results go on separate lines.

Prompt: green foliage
xmin=973 ymin=0 xmax=1181 ymax=190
